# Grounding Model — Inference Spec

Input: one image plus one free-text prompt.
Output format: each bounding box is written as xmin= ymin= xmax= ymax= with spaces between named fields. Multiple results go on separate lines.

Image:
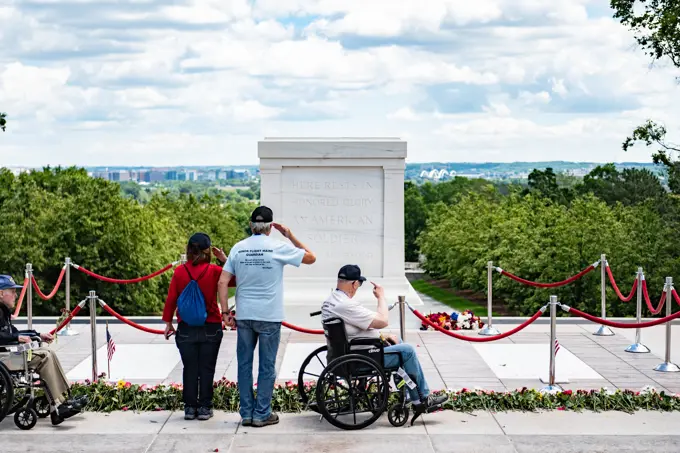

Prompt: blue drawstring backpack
xmin=176 ymin=264 xmax=208 ymax=326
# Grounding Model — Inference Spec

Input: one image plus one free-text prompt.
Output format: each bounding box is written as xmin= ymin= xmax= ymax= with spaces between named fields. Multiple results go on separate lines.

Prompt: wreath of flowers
xmin=419 ymin=309 xmax=484 ymax=331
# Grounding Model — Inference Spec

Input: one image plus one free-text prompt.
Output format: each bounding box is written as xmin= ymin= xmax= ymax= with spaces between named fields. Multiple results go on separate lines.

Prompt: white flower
xmin=640 ymin=385 xmax=656 ymax=395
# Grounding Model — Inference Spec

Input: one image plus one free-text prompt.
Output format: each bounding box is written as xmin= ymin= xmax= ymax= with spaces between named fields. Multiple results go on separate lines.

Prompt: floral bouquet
xmin=420 ymin=309 xmax=484 ymax=331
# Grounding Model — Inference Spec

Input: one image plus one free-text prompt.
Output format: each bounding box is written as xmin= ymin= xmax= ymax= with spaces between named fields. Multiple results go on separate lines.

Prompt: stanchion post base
xmin=625 ymin=343 xmax=650 ymax=354
xmin=654 ymin=362 xmax=680 ymax=373
xmin=593 ymin=325 xmax=615 ymax=336
xmin=478 ymin=325 xmax=501 ymax=336
xmin=57 ymin=326 xmax=79 ymax=337
xmin=540 ymin=384 xmax=563 ymax=394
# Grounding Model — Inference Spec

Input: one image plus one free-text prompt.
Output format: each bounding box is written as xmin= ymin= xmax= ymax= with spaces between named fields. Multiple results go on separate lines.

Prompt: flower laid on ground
xmin=64 ymin=379 xmax=680 ymax=414
xmin=420 ymin=310 xmax=484 ymax=331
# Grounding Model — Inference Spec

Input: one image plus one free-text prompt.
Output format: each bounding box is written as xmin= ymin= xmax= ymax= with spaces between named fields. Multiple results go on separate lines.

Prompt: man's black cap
xmin=188 ymin=232 xmax=211 ymax=250
xmin=338 ymin=264 xmax=366 ymax=282
xmin=251 ymin=206 xmax=273 ymax=223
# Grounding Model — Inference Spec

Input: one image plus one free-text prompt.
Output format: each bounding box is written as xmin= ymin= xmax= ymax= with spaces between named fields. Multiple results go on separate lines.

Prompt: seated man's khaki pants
xmin=2 ymin=347 xmax=71 ymax=405
xmin=30 ymin=347 xmax=70 ymax=405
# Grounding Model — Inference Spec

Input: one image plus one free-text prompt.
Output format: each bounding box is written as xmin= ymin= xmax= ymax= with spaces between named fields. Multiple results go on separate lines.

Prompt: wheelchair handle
xmin=309 ymin=310 xmax=322 ymax=317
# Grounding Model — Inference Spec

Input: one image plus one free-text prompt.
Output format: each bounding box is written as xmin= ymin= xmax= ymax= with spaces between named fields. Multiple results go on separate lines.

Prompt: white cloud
xmin=1 ymin=0 xmax=679 ymax=166
xmin=388 ymin=107 xmax=420 ymax=121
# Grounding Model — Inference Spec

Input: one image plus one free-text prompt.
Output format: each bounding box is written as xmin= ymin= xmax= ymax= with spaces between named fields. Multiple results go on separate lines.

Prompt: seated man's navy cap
xmin=0 ymin=275 xmax=24 ymax=290
xmin=338 ymin=265 xmax=366 ymax=282
xmin=188 ymin=232 xmax=211 ymax=250
xmin=251 ymin=206 xmax=273 ymax=223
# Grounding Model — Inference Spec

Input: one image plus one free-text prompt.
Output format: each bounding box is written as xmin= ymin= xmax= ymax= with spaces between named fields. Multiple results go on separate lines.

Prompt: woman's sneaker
xmin=184 ymin=407 xmax=197 ymax=420
xmin=197 ymin=407 xmax=214 ymax=421
xmin=252 ymin=413 xmax=279 ymax=427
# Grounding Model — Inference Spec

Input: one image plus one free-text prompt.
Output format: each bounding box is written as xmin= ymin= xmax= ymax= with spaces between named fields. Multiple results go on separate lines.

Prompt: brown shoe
xmin=252 ymin=413 xmax=279 ymax=427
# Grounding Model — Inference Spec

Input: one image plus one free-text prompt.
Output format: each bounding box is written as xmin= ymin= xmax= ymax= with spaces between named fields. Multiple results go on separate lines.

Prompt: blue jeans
xmin=383 ymin=342 xmax=429 ymax=402
xmin=236 ymin=320 xmax=281 ymax=422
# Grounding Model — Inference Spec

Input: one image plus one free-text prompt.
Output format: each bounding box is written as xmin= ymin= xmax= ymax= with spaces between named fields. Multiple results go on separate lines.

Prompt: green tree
xmin=578 ymin=163 xmax=666 ymax=205
xmin=622 ymin=121 xmax=680 ymax=193
xmin=404 ymin=182 xmax=427 ymax=262
xmin=612 ymin=1 xmax=680 ymax=191
xmin=523 ymin=168 xmax=573 ymax=204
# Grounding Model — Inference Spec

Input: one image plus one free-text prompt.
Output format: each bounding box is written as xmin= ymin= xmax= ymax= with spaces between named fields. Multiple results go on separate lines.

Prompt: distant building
xmin=109 ymin=170 xmax=130 ymax=182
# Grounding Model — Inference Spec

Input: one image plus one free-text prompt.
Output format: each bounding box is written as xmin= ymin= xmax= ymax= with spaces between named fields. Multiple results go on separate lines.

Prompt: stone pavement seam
xmin=417 ymin=331 xmax=448 ymax=390
xmin=142 ymin=410 xmax=172 ymax=453
xmin=490 ymin=412 xmax=520 ymax=453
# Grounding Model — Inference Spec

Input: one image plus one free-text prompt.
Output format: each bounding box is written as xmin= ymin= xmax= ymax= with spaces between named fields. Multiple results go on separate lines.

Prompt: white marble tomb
xmin=258 ymin=138 xmax=423 ymax=306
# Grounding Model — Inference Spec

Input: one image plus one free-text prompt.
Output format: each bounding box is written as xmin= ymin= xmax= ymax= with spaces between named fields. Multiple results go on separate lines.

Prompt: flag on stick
xmin=106 ymin=321 xmax=115 ymax=379
xmin=555 ymin=338 xmax=560 ymax=355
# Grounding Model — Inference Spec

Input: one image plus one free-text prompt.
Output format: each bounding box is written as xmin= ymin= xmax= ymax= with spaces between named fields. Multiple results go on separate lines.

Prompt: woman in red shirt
xmin=163 ymin=232 xmax=227 ymax=421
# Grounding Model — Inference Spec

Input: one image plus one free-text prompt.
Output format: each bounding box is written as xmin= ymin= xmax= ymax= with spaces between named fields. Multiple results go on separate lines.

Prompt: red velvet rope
xmin=76 ymin=263 xmax=174 ymax=284
xmin=499 ymin=265 xmax=595 ymax=288
xmin=642 ymin=280 xmax=666 ymax=315
xmin=31 ymin=267 xmax=66 ymax=300
xmin=99 ymin=303 xmax=165 ymax=335
xmin=412 ymin=308 xmax=544 ymax=342
xmin=11 ymin=278 xmax=28 ymax=319
xmin=673 ymin=289 xmax=680 ymax=307
xmin=567 ymin=306 xmax=680 ymax=328
xmin=605 ymin=266 xmax=637 ymax=302
xmin=282 ymin=321 xmax=323 ymax=335
xmin=49 ymin=304 xmax=83 ymax=335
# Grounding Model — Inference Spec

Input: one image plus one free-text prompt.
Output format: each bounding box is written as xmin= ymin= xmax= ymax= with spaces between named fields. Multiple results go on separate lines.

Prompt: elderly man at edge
xmin=218 ymin=206 xmax=315 ymax=428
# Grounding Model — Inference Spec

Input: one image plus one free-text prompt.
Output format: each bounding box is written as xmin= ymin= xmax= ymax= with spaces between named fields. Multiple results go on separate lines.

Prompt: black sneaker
xmin=197 ymin=407 xmax=213 ymax=421
xmin=241 ymin=418 xmax=252 ymax=426
xmin=414 ymin=394 xmax=449 ymax=413
xmin=50 ymin=404 xmax=80 ymax=425
xmin=184 ymin=407 xmax=197 ymax=420
xmin=66 ymin=395 xmax=89 ymax=410
xmin=252 ymin=413 xmax=279 ymax=427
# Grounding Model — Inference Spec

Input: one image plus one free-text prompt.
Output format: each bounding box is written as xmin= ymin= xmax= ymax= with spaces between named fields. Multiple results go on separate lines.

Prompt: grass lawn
xmin=411 ymin=279 xmax=496 ymax=315
xmin=228 ymin=287 xmax=236 ymax=299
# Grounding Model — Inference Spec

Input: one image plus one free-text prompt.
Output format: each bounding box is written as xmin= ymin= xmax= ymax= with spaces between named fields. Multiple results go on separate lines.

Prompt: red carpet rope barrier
xmin=496 ymin=262 xmax=598 ymax=288
xmin=605 ymin=266 xmax=637 ymax=302
xmin=74 ymin=263 xmax=175 ymax=284
xmin=49 ymin=300 xmax=86 ymax=335
xmin=31 ymin=266 xmax=66 ymax=300
xmin=410 ymin=306 xmax=546 ymax=342
xmin=642 ymin=280 xmax=666 ymax=315
xmin=563 ymin=304 xmax=680 ymax=328
xmin=282 ymin=321 xmax=323 ymax=335
xmin=674 ymin=289 xmax=680 ymax=307
xmin=98 ymin=299 xmax=165 ymax=335
xmin=11 ymin=278 xmax=28 ymax=319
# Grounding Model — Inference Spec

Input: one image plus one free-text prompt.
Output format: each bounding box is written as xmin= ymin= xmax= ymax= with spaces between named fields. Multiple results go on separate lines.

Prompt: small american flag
xmin=554 ymin=338 xmax=560 ymax=355
xmin=107 ymin=325 xmax=116 ymax=361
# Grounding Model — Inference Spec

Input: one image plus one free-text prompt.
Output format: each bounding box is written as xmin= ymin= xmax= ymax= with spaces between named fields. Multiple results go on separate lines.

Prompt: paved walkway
xmin=27 ymin=319 xmax=680 ymax=394
xmin=3 ymin=410 xmax=680 ymax=452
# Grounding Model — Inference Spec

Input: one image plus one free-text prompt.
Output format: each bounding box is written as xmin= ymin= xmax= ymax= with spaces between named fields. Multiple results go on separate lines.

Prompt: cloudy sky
xmin=1 ymin=0 xmax=678 ymax=167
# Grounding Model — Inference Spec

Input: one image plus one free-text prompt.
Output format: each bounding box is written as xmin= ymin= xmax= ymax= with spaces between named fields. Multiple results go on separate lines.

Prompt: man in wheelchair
xmin=0 ymin=274 xmax=88 ymax=425
xmin=321 ymin=265 xmax=448 ymax=415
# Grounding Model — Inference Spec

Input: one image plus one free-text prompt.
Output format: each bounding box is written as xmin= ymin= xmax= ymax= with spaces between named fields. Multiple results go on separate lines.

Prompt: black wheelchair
xmin=297 ymin=312 xmax=431 ymax=430
xmin=0 ymin=338 xmax=52 ymax=430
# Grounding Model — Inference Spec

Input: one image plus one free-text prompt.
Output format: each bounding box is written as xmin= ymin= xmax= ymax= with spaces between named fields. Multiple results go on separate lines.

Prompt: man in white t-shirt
xmin=218 ymin=206 xmax=316 ymax=428
xmin=321 ymin=264 xmax=448 ymax=413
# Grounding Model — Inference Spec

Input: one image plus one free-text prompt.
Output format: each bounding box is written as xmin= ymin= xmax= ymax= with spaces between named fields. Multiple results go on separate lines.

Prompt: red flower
xmin=122 ymin=406 xmax=129 ymax=412
xmin=563 ymin=390 xmax=573 ymax=396
xmin=557 ymin=407 xmax=565 ymax=411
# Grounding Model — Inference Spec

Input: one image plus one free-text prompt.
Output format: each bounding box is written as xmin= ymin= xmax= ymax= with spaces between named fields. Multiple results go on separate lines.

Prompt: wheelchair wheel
xmin=315 ymin=354 xmax=389 ymax=431
xmin=297 ymin=345 xmax=327 ymax=411
xmin=387 ymin=404 xmax=409 ymax=427
xmin=33 ymin=396 xmax=50 ymax=418
xmin=0 ymin=364 xmax=13 ymax=423
xmin=14 ymin=407 xmax=37 ymax=430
